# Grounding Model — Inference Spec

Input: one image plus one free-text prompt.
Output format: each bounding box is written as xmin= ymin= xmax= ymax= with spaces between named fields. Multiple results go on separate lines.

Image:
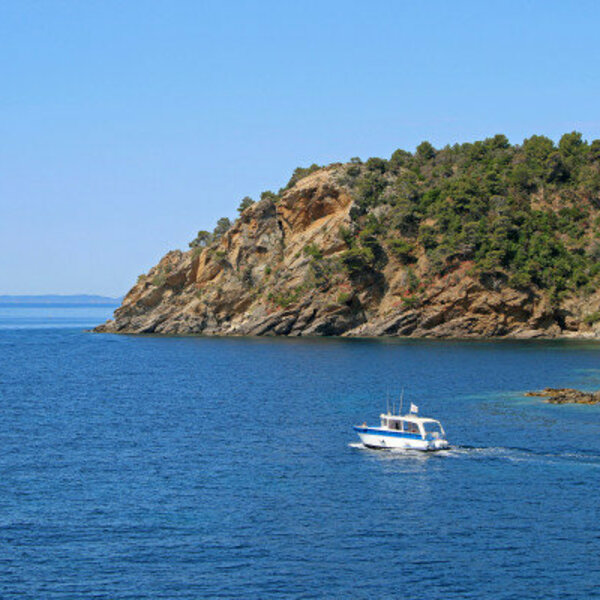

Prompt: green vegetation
xmin=267 ymin=286 xmax=307 ymax=308
xmin=388 ymin=238 xmax=415 ymax=263
xmin=341 ymin=245 xmax=376 ymax=275
xmin=340 ymin=216 xmax=386 ymax=277
xmin=307 ymin=256 xmax=343 ymax=289
xmin=584 ymin=311 xmax=600 ymax=326
xmin=283 ymin=164 xmax=321 ymax=190
xmin=401 ymin=295 xmax=420 ymax=309
xmin=150 ymin=264 xmax=173 ymax=287
xmin=152 ymin=273 xmax=166 ymax=286
xmin=189 ymin=215 xmax=234 ymax=250
xmin=304 ymin=243 xmax=323 ymax=261
xmin=188 ymin=217 xmax=231 ymax=249
xmin=189 ymin=229 xmax=213 ymax=248
xmin=260 ymin=190 xmax=279 ymax=203
xmin=337 ymin=291 xmax=352 ymax=304
xmin=337 ymin=132 xmax=600 ymax=297
xmin=237 ymin=196 xmax=255 ymax=214
xmin=406 ymin=268 xmax=419 ymax=292
xmin=213 ymin=217 xmax=232 ymax=239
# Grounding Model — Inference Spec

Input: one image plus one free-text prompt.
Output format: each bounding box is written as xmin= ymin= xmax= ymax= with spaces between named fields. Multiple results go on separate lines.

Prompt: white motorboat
xmin=353 ymin=403 xmax=449 ymax=451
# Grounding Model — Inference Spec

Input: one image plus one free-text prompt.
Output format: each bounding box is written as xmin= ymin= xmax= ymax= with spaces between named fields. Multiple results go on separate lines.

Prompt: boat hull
xmin=353 ymin=426 xmax=449 ymax=452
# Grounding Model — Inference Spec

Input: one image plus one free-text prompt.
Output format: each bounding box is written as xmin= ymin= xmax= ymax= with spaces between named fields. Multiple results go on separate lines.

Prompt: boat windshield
xmin=423 ymin=421 xmax=444 ymax=435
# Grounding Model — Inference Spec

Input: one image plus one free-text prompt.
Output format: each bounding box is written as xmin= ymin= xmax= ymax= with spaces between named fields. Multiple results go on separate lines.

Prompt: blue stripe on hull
xmin=352 ymin=426 xmax=423 ymax=440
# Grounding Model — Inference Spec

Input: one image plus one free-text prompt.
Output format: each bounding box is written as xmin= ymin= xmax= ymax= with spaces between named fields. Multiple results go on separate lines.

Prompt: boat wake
xmin=349 ymin=442 xmax=600 ymax=467
xmin=348 ymin=442 xmax=447 ymax=458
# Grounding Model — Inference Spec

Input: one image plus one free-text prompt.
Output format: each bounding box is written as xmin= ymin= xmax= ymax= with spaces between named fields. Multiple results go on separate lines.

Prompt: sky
xmin=1 ymin=0 xmax=600 ymax=296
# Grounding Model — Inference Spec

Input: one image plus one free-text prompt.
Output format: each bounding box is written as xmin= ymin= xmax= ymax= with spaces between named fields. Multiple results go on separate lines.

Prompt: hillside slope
xmin=96 ymin=134 xmax=600 ymax=338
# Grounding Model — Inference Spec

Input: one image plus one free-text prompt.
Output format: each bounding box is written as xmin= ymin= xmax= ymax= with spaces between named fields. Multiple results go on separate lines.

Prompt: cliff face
xmin=96 ymin=167 xmax=600 ymax=338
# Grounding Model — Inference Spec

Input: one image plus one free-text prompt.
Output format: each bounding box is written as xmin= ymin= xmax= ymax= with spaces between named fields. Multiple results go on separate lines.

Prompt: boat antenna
xmin=386 ymin=387 xmax=390 ymax=415
xmin=399 ymin=387 xmax=404 ymax=416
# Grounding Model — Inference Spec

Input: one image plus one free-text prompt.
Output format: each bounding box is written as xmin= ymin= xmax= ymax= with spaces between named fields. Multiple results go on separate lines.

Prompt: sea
xmin=0 ymin=302 xmax=599 ymax=599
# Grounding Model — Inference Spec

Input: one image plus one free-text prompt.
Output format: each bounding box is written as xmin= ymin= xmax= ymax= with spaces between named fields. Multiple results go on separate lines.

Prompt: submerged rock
xmin=525 ymin=388 xmax=600 ymax=404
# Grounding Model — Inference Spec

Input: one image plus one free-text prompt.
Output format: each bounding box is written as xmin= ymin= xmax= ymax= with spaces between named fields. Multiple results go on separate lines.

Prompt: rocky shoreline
xmin=525 ymin=388 xmax=600 ymax=404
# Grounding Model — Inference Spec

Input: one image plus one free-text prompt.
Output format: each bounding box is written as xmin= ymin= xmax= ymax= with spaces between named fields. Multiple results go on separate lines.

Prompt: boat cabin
xmin=379 ymin=413 xmax=445 ymax=439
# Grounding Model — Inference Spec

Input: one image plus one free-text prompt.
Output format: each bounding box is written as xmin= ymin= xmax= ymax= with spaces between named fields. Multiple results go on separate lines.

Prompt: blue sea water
xmin=0 ymin=304 xmax=599 ymax=599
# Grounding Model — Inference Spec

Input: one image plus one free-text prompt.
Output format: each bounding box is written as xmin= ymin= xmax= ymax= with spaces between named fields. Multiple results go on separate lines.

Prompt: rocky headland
xmin=96 ymin=134 xmax=600 ymax=338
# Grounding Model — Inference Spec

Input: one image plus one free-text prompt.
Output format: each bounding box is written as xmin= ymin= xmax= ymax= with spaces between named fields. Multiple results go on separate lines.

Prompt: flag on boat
xmin=410 ymin=403 xmax=419 ymax=413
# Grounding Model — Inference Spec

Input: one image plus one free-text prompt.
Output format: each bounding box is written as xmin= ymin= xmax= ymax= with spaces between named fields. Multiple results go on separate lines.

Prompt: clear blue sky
xmin=2 ymin=0 xmax=600 ymax=295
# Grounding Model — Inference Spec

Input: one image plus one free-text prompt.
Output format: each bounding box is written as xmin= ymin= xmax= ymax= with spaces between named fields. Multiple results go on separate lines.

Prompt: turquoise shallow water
xmin=0 ymin=305 xmax=599 ymax=599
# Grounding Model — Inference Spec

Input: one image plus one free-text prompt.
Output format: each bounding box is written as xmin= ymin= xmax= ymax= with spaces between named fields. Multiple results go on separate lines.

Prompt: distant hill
xmin=0 ymin=295 xmax=122 ymax=305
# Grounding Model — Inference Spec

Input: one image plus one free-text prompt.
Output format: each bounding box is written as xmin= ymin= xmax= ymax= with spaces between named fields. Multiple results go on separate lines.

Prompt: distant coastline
xmin=0 ymin=294 xmax=122 ymax=306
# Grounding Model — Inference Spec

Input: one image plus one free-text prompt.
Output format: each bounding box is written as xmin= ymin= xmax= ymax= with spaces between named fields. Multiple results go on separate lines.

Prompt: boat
xmin=353 ymin=403 xmax=449 ymax=451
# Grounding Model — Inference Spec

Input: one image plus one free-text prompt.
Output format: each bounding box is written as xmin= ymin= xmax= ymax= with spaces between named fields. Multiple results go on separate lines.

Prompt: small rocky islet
xmin=525 ymin=388 xmax=600 ymax=404
xmin=96 ymin=133 xmax=600 ymax=338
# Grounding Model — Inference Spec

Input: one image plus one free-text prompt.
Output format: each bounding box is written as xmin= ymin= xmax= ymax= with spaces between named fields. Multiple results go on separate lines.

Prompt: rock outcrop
xmin=95 ymin=167 xmax=600 ymax=338
xmin=525 ymin=388 xmax=600 ymax=404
